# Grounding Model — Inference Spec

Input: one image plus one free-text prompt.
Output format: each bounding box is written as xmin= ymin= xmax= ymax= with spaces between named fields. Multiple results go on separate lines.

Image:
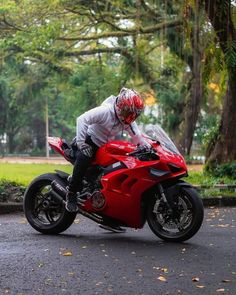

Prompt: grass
xmin=0 ymin=163 xmax=73 ymax=186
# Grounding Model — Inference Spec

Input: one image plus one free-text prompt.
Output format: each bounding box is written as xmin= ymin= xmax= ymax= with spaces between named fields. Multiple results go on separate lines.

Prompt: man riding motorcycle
xmin=66 ymin=87 xmax=150 ymax=214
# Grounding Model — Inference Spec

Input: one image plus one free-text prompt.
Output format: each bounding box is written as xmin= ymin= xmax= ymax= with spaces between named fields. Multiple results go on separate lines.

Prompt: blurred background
xmin=0 ymin=0 xmax=236 ymax=178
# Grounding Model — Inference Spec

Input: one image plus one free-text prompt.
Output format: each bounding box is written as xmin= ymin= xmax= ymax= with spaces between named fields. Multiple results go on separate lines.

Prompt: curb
xmin=202 ymin=197 xmax=236 ymax=207
xmin=0 ymin=202 xmax=23 ymax=214
xmin=0 ymin=198 xmax=236 ymax=215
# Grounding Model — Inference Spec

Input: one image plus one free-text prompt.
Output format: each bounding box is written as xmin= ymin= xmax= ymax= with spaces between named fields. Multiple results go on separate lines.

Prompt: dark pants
xmin=68 ymin=136 xmax=99 ymax=193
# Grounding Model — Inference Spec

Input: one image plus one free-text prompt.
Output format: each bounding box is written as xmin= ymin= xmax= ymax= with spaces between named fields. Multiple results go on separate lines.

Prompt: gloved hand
xmin=77 ymin=142 xmax=93 ymax=158
xmin=138 ymin=138 xmax=152 ymax=150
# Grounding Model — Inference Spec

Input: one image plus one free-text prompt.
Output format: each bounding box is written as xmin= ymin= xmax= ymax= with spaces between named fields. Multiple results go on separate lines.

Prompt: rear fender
xmin=55 ymin=170 xmax=70 ymax=182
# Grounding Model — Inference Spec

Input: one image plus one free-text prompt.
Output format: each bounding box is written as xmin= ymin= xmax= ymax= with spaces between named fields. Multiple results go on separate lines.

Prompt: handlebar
xmin=128 ymin=146 xmax=159 ymax=159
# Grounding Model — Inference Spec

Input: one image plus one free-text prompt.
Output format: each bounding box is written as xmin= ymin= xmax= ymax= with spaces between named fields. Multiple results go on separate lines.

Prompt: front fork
xmin=154 ymin=183 xmax=184 ymax=230
xmin=155 ymin=183 xmax=174 ymax=212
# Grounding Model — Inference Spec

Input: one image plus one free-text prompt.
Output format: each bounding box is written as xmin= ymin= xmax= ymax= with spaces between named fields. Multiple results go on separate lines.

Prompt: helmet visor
xmin=119 ymin=108 xmax=139 ymax=124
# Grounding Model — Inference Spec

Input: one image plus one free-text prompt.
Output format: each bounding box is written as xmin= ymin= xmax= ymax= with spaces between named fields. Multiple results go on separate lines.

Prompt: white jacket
xmin=76 ymin=95 xmax=147 ymax=147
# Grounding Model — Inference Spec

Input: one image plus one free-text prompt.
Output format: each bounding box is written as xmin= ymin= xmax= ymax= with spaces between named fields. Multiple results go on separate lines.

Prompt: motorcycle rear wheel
xmin=147 ymin=186 xmax=204 ymax=242
xmin=24 ymin=173 xmax=76 ymax=234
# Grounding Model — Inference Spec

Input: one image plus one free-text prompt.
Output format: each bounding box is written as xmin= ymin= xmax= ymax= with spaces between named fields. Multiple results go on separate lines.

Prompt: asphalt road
xmin=0 ymin=208 xmax=235 ymax=295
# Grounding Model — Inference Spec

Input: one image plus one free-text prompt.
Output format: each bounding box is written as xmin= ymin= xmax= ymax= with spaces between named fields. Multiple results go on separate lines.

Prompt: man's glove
xmin=138 ymin=138 xmax=152 ymax=150
xmin=77 ymin=142 xmax=93 ymax=158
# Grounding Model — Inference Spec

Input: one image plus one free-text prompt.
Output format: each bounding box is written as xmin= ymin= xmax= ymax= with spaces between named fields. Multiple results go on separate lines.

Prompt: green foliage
xmin=225 ymin=40 xmax=236 ymax=68
xmin=0 ymin=54 xmax=124 ymax=154
xmin=156 ymin=54 xmax=185 ymax=135
xmin=0 ymin=179 xmax=25 ymax=202
xmin=0 ymin=0 xmax=235 ymax=171
xmin=202 ymin=117 xmax=220 ymax=157
xmin=205 ymin=162 xmax=236 ymax=179
xmin=194 ymin=115 xmax=220 ymax=152
xmin=69 ymin=61 xmax=122 ymax=114
xmin=203 ymin=45 xmax=225 ymax=84
xmin=187 ymin=170 xmax=236 ymax=186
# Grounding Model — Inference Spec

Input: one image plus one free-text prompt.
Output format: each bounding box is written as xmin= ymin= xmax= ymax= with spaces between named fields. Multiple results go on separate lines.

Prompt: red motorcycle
xmin=24 ymin=125 xmax=204 ymax=242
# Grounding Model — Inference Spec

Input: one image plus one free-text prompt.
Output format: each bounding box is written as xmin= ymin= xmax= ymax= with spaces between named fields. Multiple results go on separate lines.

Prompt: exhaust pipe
xmin=50 ymin=180 xmax=103 ymax=224
xmin=50 ymin=180 xmax=67 ymax=204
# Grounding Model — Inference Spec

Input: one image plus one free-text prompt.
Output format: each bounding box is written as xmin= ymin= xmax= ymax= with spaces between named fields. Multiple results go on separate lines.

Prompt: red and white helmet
xmin=115 ymin=88 xmax=144 ymax=124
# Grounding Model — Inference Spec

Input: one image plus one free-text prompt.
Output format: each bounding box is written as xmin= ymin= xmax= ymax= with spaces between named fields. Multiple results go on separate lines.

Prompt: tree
xmin=202 ymin=0 xmax=236 ymax=166
xmin=2 ymin=0 xmax=232 ymax=163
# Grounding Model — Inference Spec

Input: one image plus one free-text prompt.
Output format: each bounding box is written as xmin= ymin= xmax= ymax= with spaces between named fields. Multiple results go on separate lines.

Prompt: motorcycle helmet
xmin=115 ymin=88 xmax=144 ymax=124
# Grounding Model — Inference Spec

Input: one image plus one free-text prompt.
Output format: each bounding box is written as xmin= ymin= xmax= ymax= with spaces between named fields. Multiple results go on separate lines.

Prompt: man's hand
xmin=138 ymin=138 xmax=152 ymax=150
xmin=77 ymin=142 xmax=93 ymax=158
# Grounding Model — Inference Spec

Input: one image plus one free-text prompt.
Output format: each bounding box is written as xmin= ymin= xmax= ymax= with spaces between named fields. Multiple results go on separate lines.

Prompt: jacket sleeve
xmin=126 ymin=122 xmax=150 ymax=146
xmin=76 ymin=106 xmax=107 ymax=143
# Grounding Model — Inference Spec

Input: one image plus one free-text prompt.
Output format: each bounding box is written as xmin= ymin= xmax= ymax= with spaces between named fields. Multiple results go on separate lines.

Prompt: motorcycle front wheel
xmin=24 ymin=173 xmax=76 ymax=234
xmin=147 ymin=185 xmax=204 ymax=242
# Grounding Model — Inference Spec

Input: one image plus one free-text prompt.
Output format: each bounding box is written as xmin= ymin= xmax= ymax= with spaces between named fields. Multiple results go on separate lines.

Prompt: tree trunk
xmin=177 ymin=1 xmax=203 ymax=155
xmin=203 ymin=0 xmax=236 ymax=165
xmin=207 ymin=68 xmax=236 ymax=164
xmin=8 ymin=132 xmax=15 ymax=154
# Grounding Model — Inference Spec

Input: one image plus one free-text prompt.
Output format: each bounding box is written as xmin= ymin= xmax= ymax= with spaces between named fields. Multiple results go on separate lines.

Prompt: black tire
xmin=147 ymin=185 xmax=204 ymax=242
xmin=24 ymin=173 xmax=76 ymax=234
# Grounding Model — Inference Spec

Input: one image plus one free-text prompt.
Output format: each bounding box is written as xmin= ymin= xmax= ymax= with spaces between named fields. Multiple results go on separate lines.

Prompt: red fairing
xmin=48 ymin=137 xmax=72 ymax=162
xmin=48 ymin=137 xmax=187 ymax=229
xmin=89 ymin=140 xmax=186 ymax=228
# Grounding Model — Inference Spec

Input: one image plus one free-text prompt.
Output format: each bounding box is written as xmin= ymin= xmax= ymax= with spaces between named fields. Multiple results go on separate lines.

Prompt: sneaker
xmin=99 ymin=224 xmax=126 ymax=233
xmin=65 ymin=192 xmax=78 ymax=212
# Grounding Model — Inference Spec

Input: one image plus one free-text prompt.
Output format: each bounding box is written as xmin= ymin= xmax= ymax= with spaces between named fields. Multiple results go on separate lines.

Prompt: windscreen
xmin=143 ymin=124 xmax=181 ymax=155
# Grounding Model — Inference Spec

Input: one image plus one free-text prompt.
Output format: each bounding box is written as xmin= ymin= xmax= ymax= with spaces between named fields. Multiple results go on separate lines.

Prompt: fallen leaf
xmin=216 ymin=289 xmax=225 ymax=292
xmin=158 ymin=276 xmax=167 ymax=282
xmin=217 ymin=224 xmax=230 ymax=228
xmin=61 ymin=250 xmax=73 ymax=256
xmin=181 ymin=248 xmax=186 ymax=253
xmin=45 ymin=278 xmax=52 ymax=285
xmin=222 ymin=279 xmax=231 ymax=283
xmin=38 ymin=263 xmax=44 ymax=268
xmin=196 ymin=285 xmax=205 ymax=288
xmin=74 ymin=219 xmax=80 ymax=224
xmin=161 ymin=268 xmax=168 ymax=273
xmin=192 ymin=277 xmax=200 ymax=282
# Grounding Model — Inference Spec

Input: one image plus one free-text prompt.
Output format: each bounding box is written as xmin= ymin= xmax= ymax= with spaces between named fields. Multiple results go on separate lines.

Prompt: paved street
xmin=0 ymin=207 xmax=235 ymax=295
